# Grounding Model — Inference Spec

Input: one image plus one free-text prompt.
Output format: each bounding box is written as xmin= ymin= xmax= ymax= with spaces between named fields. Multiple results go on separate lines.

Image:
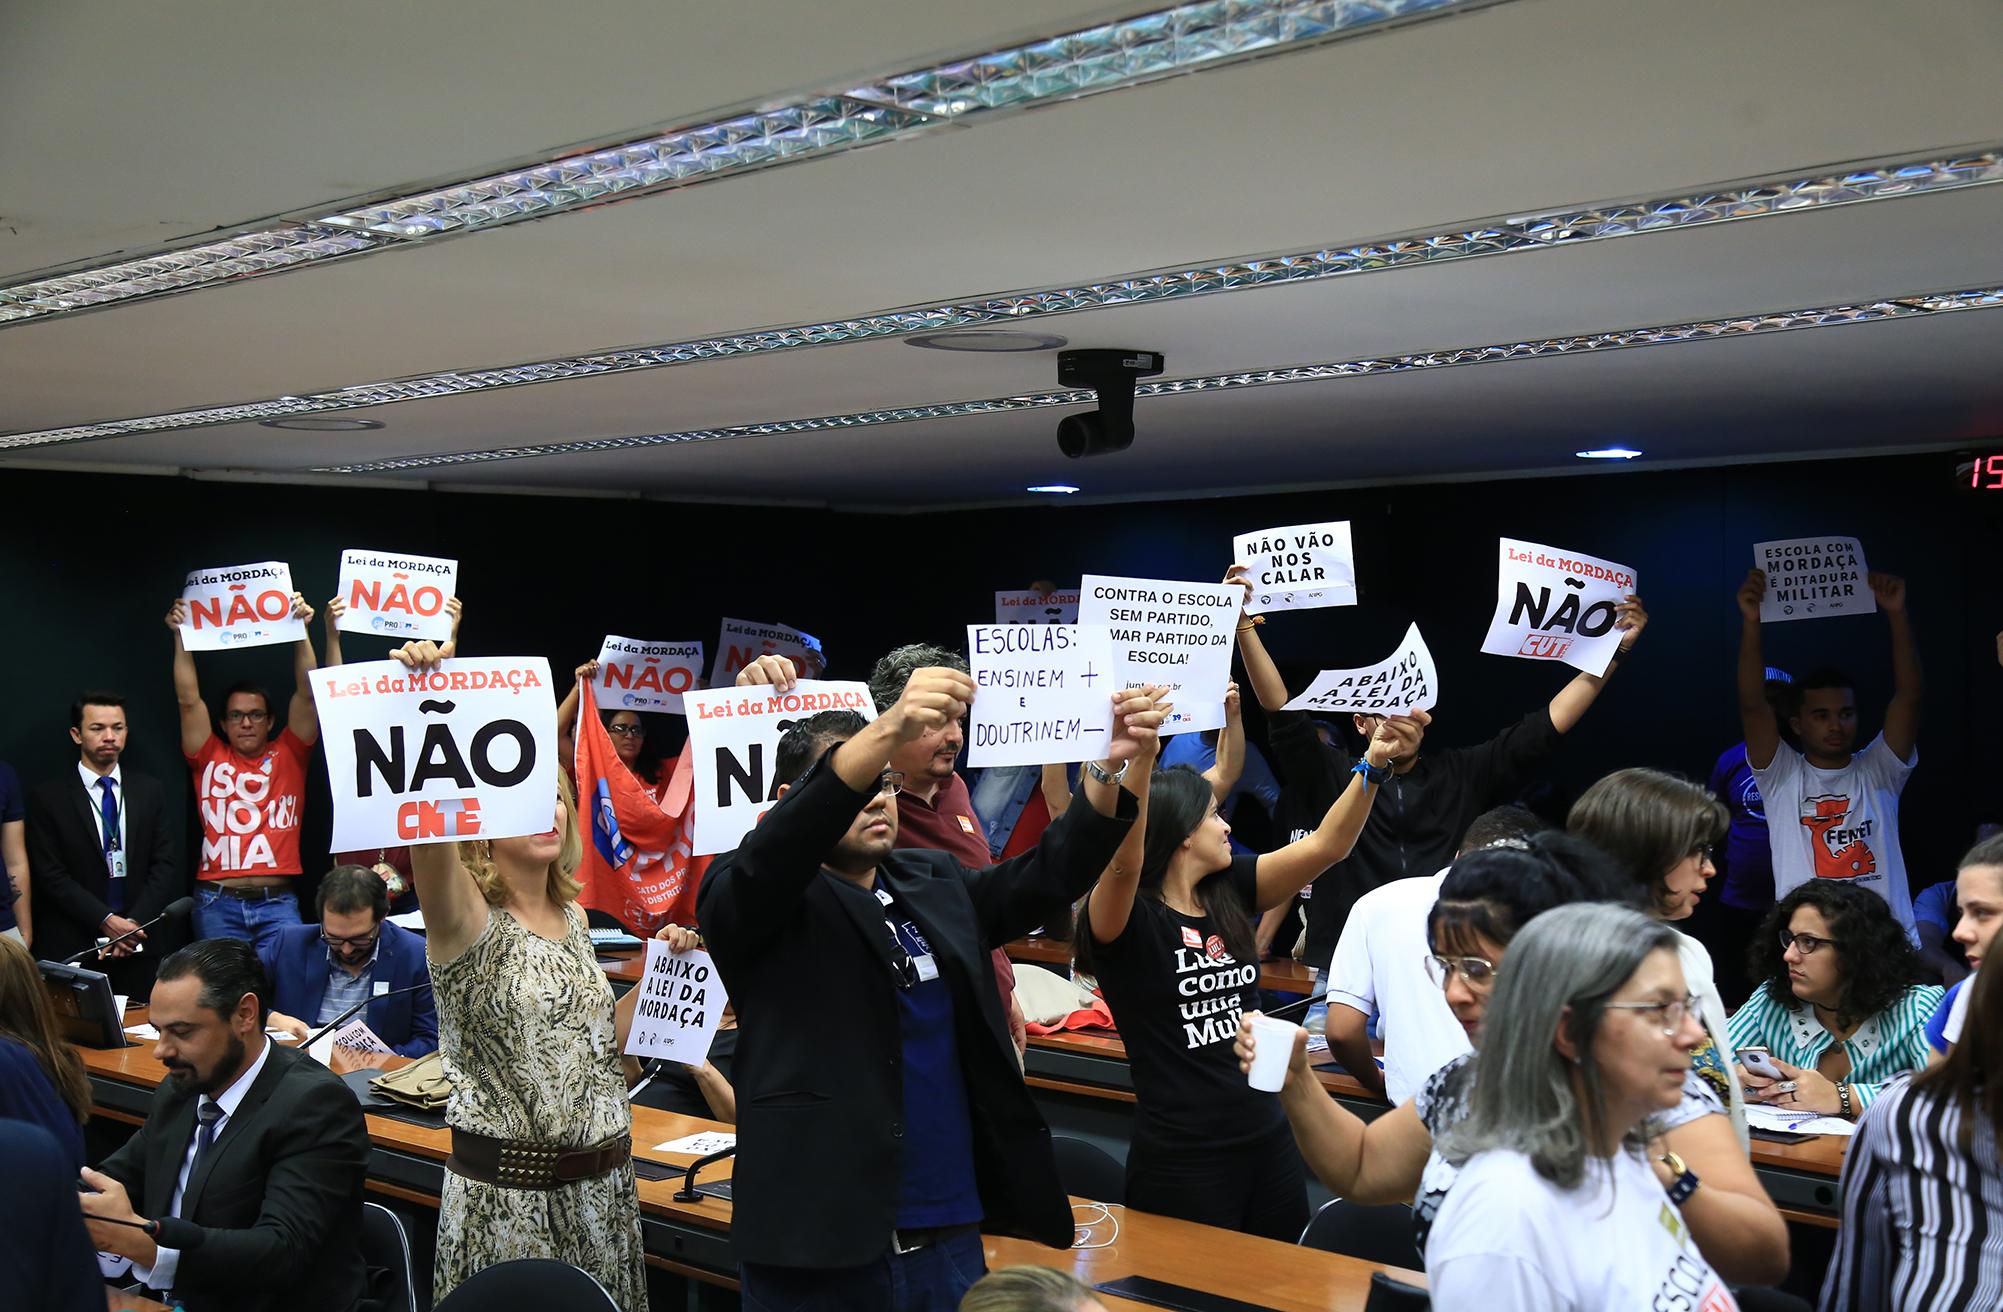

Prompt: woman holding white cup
xmin=1073 ymin=700 xmax=1421 ymax=1240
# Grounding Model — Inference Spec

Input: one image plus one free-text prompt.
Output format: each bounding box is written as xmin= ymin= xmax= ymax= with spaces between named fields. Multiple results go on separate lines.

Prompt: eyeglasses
xmin=1605 ymin=992 xmax=1703 ymax=1036
xmin=876 ymin=771 xmax=904 ymax=797
xmin=223 ymin=709 xmax=270 ymax=724
xmin=607 ymin=723 xmax=646 ymax=738
xmin=1779 ymin=929 xmax=1840 ymax=956
xmin=1687 ymin=845 xmax=1715 ymax=866
xmin=1423 ymin=954 xmax=1497 ymax=991
xmin=321 ymin=927 xmax=382 ymax=950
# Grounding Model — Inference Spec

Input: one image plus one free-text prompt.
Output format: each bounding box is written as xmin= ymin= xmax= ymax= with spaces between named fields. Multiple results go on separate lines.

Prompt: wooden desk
xmin=106 ymin=1291 xmax=171 ymax=1311
xmin=989 ymin=1220 xmax=1426 ymax=1311
xmin=1007 ymin=936 xmax=1318 ymax=995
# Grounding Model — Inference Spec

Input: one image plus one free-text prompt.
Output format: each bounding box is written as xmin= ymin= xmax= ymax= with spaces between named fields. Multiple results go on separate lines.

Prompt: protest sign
xmin=313 ymin=657 xmax=557 ymax=852
xmin=965 ymin=624 xmax=1117 ymax=767
xmin=709 ymin=617 xmax=824 ymax=685
xmin=307 ymin=1016 xmax=394 ymax=1067
xmin=1479 ymin=538 xmax=1636 ymax=676
xmin=1078 ymin=574 xmax=1239 ymax=733
xmin=334 ymin=548 xmax=458 ymax=641
xmin=595 ymin=635 xmax=705 ymax=714
xmin=1232 ymin=521 xmax=1357 ymax=613
xmin=178 ymin=561 xmax=306 ymax=651
xmin=623 ymin=939 xmax=728 ymax=1065
xmin=682 ymin=680 xmax=877 ymax=855
xmin=575 ymin=682 xmax=706 ymax=935
xmin=995 ymin=588 xmax=1080 ymax=624
xmin=1283 ymin=623 xmax=1439 ymax=715
xmin=1754 ymin=536 xmax=1875 ymax=623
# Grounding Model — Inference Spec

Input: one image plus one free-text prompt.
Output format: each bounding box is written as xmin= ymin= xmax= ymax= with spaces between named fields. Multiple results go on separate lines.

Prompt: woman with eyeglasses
xmin=1075 ymin=708 xmax=1425 ymax=1240
xmin=1425 ymin=903 xmax=1740 ymax=1311
xmin=1566 ymin=766 xmax=1747 ymax=1141
xmin=1727 ymin=882 xmax=1941 ymax=1118
xmin=1236 ymin=834 xmax=1788 ymax=1284
xmin=558 ymin=662 xmax=668 ymax=798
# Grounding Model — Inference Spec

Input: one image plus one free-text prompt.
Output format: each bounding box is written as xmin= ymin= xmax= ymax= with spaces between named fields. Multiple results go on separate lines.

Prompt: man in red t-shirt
xmin=868 ymin=643 xmax=1028 ymax=1058
xmin=164 ymin=592 xmax=322 ymax=949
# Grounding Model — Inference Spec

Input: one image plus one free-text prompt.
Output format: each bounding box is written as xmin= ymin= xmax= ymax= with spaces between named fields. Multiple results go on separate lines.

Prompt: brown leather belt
xmin=446 ymin=1129 xmax=631 ymax=1190
xmin=208 ymin=880 xmax=294 ymax=900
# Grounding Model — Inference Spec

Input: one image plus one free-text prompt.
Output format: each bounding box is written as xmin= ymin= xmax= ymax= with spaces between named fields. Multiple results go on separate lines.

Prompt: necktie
xmin=98 ymin=777 xmax=124 ymax=913
xmin=178 ymin=1101 xmax=225 ymax=1217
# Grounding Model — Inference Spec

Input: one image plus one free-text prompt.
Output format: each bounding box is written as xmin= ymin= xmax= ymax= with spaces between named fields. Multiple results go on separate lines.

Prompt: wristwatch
xmin=1659 ymin=1149 xmax=1699 ymax=1205
xmin=1083 ymin=759 xmax=1129 ymax=786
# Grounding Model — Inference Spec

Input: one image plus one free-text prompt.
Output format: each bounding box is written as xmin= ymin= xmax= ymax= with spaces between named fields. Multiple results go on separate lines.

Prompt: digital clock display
xmin=1972 ymin=454 xmax=2003 ymax=489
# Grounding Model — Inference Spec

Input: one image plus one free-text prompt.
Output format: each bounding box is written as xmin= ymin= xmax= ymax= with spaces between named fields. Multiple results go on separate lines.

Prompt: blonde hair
xmin=960 ymin=1265 xmax=1098 ymax=1312
xmin=455 ymin=769 xmax=584 ymax=907
xmin=0 ymin=935 xmax=91 ymax=1125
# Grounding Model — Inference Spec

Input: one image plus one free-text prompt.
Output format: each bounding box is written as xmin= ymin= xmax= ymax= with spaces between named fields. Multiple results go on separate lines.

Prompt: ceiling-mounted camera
xmin=1056 ymin=349 xmax=1164 ymax=458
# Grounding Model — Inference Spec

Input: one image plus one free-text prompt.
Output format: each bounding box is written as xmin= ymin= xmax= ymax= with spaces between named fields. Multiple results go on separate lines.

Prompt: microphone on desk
xmin=62 ymin=897 xmax=195 ymax=964
xmin=299 ymin=980 xmax=433 ymax=1051
xmin=1261 ymin=991 xmax=1327 ymax=1022
xmin=673 ymin=1144 xmax=737 ymax=1203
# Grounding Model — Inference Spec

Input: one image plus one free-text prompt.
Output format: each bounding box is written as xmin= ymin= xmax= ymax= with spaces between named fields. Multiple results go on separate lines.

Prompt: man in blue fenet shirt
xmin=258 ymin=865 xmax=435 ymax=1058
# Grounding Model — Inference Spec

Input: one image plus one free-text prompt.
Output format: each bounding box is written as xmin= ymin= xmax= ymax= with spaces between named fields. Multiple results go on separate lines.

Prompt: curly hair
xmin=1750 ymin=881 xmax=1921 ymax=1027
xmin=454 ymin=768 xmax=583 ymax=907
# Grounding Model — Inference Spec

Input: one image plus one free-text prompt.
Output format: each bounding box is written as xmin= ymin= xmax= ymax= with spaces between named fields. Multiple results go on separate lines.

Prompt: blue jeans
xmin=194 ymin=885 xmax=302 ymax=950
xmin=740 ymin=1228 xmax=985 ymax=1312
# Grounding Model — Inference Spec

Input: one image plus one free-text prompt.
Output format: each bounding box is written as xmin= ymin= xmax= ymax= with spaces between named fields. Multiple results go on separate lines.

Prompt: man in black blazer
xmin=79 ymin=938 xmax=370 ymax=1312
xmin=699 ymin=658 xmax=1159 ymax=1311
xmin=26 ymin=691 xmax=183 ymax=990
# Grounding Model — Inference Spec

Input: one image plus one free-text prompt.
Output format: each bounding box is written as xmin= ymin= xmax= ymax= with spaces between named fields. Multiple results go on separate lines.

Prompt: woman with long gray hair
xmin=1425 ymin=903 xmax=1738 ymax=1310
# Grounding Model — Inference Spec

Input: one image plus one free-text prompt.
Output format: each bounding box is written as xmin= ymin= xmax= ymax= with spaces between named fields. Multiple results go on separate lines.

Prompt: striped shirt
xmin=1821 ymin=1074 xmax=2003 ymax=1310
xmin=315 ymin=940 xmax=380 ymax=1027
xmin=1725 ymin=982 xmax=1942 ymax=1110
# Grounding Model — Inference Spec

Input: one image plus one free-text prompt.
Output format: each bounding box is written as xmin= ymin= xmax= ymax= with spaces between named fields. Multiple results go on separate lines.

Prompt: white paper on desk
xmin=125 ymin=1023 xmax=161 ymax=1040
xmin=389 ymin=909 xmax=426 ymax=932
xmin=623 ymin=941 xmax=727 ymax=1065
xmin=113 ymin=993 xmax=129 ymax=1019
xmin=653 ymin=1131 xmax=736 ymax=1156
xmin=1744 ymin=1103 xmax=1858 ymax=1137
xmin=308 ymin=1016 xmax=395 ymax=1065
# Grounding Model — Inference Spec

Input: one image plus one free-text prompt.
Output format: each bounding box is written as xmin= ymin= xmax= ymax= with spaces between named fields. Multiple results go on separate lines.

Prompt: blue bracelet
xmin=1352 ymin=758 xmax=1391 ymax=786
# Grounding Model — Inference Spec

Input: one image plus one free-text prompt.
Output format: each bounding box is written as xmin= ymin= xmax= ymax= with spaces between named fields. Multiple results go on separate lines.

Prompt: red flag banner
xmin=574 ymin=681 xmax=707 ymax=934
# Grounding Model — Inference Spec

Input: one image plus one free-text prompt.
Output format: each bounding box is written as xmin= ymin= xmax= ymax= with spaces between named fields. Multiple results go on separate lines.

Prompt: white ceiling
xmin=4 ymin=0 xmax=2002 ymax=508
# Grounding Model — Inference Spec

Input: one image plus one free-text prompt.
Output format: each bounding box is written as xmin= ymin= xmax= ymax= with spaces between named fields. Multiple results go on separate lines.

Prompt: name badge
xmin=110 ymin=848 xmax=127 ymax=882
xmin=912 ymin=953 xmax=940 ymax=983
xmin=373 ymin=981 xmax=390 ymax=997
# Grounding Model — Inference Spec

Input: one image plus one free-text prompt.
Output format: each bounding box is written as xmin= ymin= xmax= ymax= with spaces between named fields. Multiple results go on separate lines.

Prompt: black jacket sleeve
xmin=698 ymin=756 xmax=875 ymax=959
xmin=25 ymin=785 xmax=109 ymax=934
xmin=1266 ymin=709 xmax=1353 ymax=816
xmin=1449 ymin=707 xmax=1563 ymax=804
xmin=962 ymin=781 xmax=1138 ymax=948
xmin=125 ymin=779 xmax=182 ymax=925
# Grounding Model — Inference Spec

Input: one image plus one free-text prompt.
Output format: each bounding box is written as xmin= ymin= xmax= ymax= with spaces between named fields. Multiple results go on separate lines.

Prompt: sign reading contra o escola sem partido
xmin=1077 ymin=574 xmax=1238 ymax=734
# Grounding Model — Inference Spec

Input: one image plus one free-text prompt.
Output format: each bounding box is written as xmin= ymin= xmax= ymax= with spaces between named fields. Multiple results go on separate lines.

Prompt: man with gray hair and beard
xmin=869 ymin=643 xmax=1031 ymax=1056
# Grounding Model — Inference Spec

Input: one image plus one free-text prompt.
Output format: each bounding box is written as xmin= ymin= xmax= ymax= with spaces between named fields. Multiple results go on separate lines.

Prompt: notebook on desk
xmin=589 ymin=927 xmax=646 ymax=949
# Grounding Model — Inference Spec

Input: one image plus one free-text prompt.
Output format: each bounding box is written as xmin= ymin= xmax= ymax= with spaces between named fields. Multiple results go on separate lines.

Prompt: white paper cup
xmin=1245 ymin=1014 xmax=1298 ymax=1092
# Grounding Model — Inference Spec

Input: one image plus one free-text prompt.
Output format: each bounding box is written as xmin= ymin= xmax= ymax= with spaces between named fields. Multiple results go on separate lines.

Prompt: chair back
xmin=430 ymin=1258 xmax=620 ymax=1312
xmin=359 ymin=1201 xmax=417 ymax=1312
xmin=1298 ymin=1197 xmax=1420 ymax=1268
xmin=1050 ymin=1134 xmax=1125 ymax=1204
xmin=1362 ymin=1270 xmax=1431 ymax=1312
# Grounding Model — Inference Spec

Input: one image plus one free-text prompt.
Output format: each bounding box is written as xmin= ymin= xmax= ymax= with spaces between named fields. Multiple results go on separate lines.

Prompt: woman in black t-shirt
xmin=1076 ymin=710 xmax=1423 ymax=1239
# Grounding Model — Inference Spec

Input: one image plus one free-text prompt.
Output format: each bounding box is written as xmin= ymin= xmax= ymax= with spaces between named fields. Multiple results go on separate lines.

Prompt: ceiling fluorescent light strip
xmin=5 ymin=145 xmax=2000 ymax=452
xmin=0 ymin=0 xmax=1504 ymax=327
xmin=310 ymin=284 xmax=2003 ymax=474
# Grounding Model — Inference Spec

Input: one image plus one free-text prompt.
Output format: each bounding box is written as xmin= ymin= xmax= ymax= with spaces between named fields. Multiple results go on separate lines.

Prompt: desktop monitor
xmin=38 ymin=958 xmax=128 ymax=1049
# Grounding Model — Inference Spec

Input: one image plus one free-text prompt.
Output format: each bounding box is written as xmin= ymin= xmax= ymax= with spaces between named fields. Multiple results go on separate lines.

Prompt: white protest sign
xmin=595 ymin=636 xmax=705 ymax=713
xmin=313 ymin=656 xmax=557 ymax=851
xmin=334 ymin=548 xmax=458 ymax=641
xmin=965 ymin=624 xmax=1117 ymax=767
xmin=1479 ymin=538 xmax=1636 ymax=676
xmin=683 ymin=680 xmax=877 ymax=855
xmin=1232 ymin=521 xmax=1357 ymax=613
xmin=1754 ymin=536 xmax=1875 ymax=623
xmin=307 ymin=1016 xmax=394 ymax=1066
xmin=178 ymin=561 xmax=306 ymax=651
xmin=1077 ymin=574 xmax=1240 ymax=733
xmin=1283 ymin=623 xmax=1440 ymax=715
xmin=623 ymin=940 xmax=728 ymax=1065
xmin=709 ymin=617 xmax=824 ymax=685
xmin=995 ymin=588 xmax=1080 ymax=624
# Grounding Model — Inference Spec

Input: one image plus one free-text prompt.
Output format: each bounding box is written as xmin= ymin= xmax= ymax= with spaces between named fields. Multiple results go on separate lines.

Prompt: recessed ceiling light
xmin=1026 ymin=484 xmax=1080 ymax=494
xmin=907 ymin=331 xmax=1069 ymax=353
xmin=258 ymin=417 xmax=385 ymax=431
xmin=1575 ymin=447 xmax=1642 ymax=460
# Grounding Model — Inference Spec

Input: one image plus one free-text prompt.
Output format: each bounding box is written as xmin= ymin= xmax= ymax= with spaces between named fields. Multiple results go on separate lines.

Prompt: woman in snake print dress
xmin=400 ymin=640 xmax=648 ymax=1311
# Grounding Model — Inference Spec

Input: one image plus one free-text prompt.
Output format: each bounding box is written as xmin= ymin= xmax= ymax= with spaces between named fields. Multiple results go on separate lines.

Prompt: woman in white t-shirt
xmin=1236 ymin=835 xmax=1788 ymax=1285
xmin=1568 ymin=766 xmax=1748 ymax=1143
xmin=1426 ymin=903 xmax=1738 ymax=1312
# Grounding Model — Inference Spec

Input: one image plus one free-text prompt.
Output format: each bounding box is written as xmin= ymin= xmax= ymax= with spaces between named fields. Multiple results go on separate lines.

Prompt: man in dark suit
xmin=698 ymin=658 xmax=1158 ymax=1311
xmin=260 ymin=863 xmax=437 ymax=1057
xmin=26 ymin=691 xmax=184 ymax=991
xmin=79 ymin=938 xmax=370 ymax=1312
